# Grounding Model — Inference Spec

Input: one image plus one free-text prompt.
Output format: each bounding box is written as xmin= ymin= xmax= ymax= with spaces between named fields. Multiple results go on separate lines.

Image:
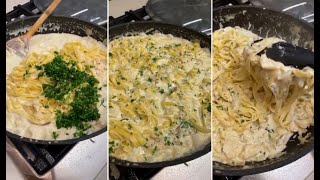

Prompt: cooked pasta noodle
xmin=6 ymin=33 xmax=107 ymax=140
xmin=109 ymin=33 xmax=211 ymax=162
xmin=212 ymin=27 xmax=314 ymax=166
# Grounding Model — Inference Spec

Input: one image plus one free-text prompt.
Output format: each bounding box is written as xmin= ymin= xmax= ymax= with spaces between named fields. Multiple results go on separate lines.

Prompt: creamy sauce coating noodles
xmin=109 ymin=33 xmax=211 ymax=162
xmin=212 ymin=27 xmax=314 ymax=166
xmin=6 ymin=33 xmax=107 ymax=140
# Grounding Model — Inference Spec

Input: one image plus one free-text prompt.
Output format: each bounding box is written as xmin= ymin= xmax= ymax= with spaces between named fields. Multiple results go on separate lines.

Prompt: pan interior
xmin=6 ymin=16 xmax=107 ymax=144
xmin=109 ymin=22 xmax=211 ymax=168
xmin=212 ymin=6 xmax=314 ymax=175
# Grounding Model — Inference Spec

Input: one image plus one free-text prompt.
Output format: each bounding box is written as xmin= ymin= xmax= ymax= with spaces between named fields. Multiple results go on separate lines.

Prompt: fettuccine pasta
xmin=6 ymin=33 xmax=107 ymax=140
xmin=212 ymin=27 xmax=314 ymax=166
xmin=109 ymin=33 xmax=211 ymax=162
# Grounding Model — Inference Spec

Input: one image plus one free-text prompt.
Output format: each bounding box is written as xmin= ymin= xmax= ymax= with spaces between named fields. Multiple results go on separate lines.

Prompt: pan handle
xmin=6 ymin=136 xmax=54 ymax=180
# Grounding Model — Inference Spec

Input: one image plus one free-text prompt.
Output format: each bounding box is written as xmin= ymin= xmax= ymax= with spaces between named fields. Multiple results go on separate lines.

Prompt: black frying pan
xmin=212 ymin=6 xmax=314 ymax=176
xmin=6 ymin=16 xmax=107 ymax=144
xmin=109 ymin=21 xmax=211 ymax=168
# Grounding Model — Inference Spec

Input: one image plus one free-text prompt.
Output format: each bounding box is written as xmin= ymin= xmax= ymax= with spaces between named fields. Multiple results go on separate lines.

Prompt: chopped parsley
xmin=109 ymin=141 xmax=115 ymax=154
xmin=151 ymin=57 xmax=159 ymax=62
xmin=152 ymin=146 xmax=158 ymax=155
xmin=138 ymin=69 xmax=144 ymax=76
xmin=52 ymin=131 xmax=59 ymax=139
xmin=207 ymin=103 xmax=211 ymax=112
xmin=40 ymin=53 xmax=100 ymax=137
xmin=38 ymin=72 xmax=45 ymax=78
xmin=23 ymin=69 xmax=29 ymax=77
xmin=180 ymin=120 xmax=193 ymax=128
xmin=159 ymin=89 xmax=165 ymax=94
xmin=35 ymin=65 xmax=42 ymax=70
xmin=42 ymin=54 xmax=98 ymax=101
xmin=164 ymin=136 xmax=174 ymax=146
xmin=73 ymin=130 xmax=87 ymax=137
xmin=100 ymin=98 xmax=106 ymax=107
xmin=143 ymin=143 xmax=149 ymax=148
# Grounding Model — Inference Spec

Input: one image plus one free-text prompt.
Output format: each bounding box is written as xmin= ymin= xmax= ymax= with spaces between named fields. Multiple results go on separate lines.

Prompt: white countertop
xmin=241 ymin=152 xmax=314 ymax=180
xmin=6 ymin=0 xmax=29 ymax=13
xmin=6 ymin=132 xmax=107 ymax=180
xmin=109 ymin=0 xmax=148 ymax=17
xmin=152 ymin=153 xmax=211 ymax=180
xmin=52 ymin=133 xmax=108 ymax=180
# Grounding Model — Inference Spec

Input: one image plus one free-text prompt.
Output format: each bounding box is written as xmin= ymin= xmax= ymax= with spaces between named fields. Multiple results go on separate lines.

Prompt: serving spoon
xmin=6 ymin=0 xmax=61 ymax=58
xmin=254 ymin=40 xmax=314 ymax=69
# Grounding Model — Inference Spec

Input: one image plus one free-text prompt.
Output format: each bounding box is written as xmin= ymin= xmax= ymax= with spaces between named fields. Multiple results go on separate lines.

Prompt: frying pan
xmin=212 ymin=6 xmax=314 ymax=176
xmin=6 ymin=16 xmax=107 ymax=144
xmin=109 ymin=21 xmax=211 ymax=168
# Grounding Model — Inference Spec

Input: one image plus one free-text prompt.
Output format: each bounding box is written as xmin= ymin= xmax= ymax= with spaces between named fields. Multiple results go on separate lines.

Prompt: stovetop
xmin=6 ymin=1 xmax=107 ymax=28
xmin=8 ymin=137 xmax=75 ymax=175
xmin=109 ymin=6 xmax=150 ymax=27
xmin=213 ymin=0 xmax=314 ymax=25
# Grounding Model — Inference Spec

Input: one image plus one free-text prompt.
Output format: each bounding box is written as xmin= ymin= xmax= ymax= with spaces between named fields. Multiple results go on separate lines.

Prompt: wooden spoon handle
xmin=24 ymin=0 xmax=61 ymax=38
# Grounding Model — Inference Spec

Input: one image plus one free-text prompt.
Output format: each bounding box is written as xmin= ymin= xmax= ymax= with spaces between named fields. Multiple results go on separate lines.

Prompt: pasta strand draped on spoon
xmin=212 ymin=27 xmax=314 ymax=166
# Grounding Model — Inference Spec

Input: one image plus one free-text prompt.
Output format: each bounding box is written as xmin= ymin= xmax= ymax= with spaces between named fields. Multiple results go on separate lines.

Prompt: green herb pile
xmin=38 ymin=52 xmax=100 ymax=138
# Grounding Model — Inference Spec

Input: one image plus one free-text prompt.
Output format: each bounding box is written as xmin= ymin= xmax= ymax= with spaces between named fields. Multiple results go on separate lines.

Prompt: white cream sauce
xmin=6 ymin=33 xmax=107 ymax=140
xmin=109 ymin=33 xmax=211 ymax=162
xmin=213 ymin=27 xmax=314 ymax=166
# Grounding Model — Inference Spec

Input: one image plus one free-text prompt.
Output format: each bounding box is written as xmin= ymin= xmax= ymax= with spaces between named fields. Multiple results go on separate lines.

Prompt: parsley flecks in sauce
xmin=109 ymin=141 xmax=116 ymax=154
xmin=159 ymin=89 xmax=165 ymax=94
xmin=180 ymin=120 xmax=193 ymax=128
xmin=41 ymin=53 xmax=100 ymax=137
xmin=23 ymin=69 xmax=29 ymax=77
xmin=35 ymin=65 xmax=42 ymax=70
xmin=207 ymin=103 xmax=211 ymax=112
xmin=52 ymin=131 xmax=59 ymax=139
xmin=152 ymin=146 xmax=158 ymax=155
xmin=164 ymin=136 xmax=173 ymax=146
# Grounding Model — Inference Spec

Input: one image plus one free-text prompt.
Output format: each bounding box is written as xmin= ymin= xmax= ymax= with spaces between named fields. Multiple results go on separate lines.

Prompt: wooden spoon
xmin=6 ymin=0 xmax=61 ymax=58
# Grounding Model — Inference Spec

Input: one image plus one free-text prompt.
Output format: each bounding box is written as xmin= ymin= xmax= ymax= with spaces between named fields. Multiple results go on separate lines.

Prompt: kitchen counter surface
xmin=109 ymin=0 xmax=148 ymax=17
xmin=6 ymin=0 xmax=29 ymax=13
